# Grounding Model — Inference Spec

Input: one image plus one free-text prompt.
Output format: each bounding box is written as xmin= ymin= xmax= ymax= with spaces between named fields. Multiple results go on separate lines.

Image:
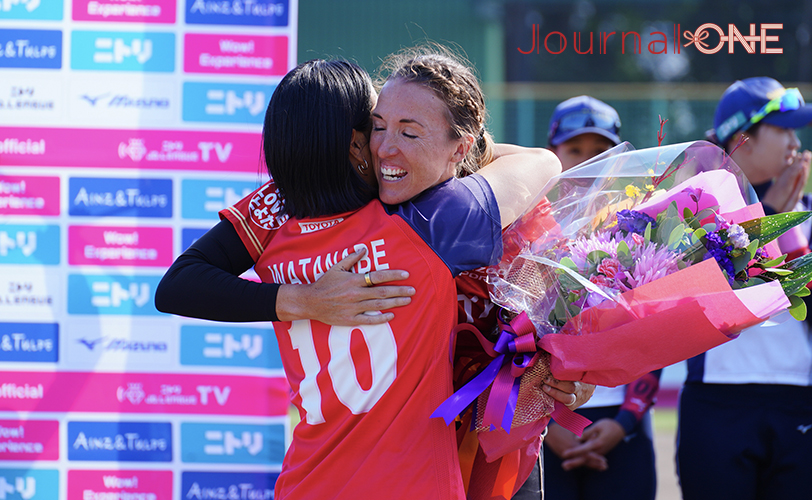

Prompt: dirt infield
xmin=654 ymin=408 xmax=681 ymax=500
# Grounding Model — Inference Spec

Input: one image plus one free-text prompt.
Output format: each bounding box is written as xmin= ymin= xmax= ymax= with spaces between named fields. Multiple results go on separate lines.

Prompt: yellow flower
xmin=625 ymin=184 xmax=641 ymax=198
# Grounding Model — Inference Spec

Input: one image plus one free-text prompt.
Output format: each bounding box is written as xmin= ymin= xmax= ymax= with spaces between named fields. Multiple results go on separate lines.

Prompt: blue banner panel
xmin=182 ymin=81 xmax=274 ymax=124
xmin=180 ymin=324 xmax=281 ymax=369
xmin=0 ymin=323 xmax=58 ymax=362
xmin=67 ymin=274 xmax=163 ymax=316
xmin=181 ymin=227 xmax=209 ymax=251
xmin=181 ymin=422 xmax=284 ymax=464
xmin=0 ymin=469 xmax=59 ymax=500
xmin=181 ymin=471 xmax=279 ymax=499
xmin=67 ymin=421 xmax=172 ymax=462
xmin=0 ymin=0 xmax=63 ymax=20
xmin=0 ymin=30 xmax=61 ymax=69
xmin=0 ymin=224 xmax=60 ymax=265
xmin=181 ymin=179 xmax=258 ymax=220
xmin=71 ymin=31 xmax=175 ymax=72
xmin=69 ymin=177 xmax=173 ymax=218
xmin=185 ymin=0 xmax=288 ymax=26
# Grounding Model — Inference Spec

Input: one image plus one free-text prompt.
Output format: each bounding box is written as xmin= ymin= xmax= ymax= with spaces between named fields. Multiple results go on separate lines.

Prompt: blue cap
xmin=713 ymin=77 xmax=812 ymax=145
xmin=548 ymin=96 xmax=621 ymax=147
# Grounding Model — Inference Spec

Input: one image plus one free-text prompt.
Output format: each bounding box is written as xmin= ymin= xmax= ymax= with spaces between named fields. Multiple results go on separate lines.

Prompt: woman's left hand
xmin=542 ymin=376 xmax=595 ymax=410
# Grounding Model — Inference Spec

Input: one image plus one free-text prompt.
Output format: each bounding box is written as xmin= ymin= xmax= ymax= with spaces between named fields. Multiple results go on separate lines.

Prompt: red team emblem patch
xmin=248 ymin=183 xmax=289 ymax=230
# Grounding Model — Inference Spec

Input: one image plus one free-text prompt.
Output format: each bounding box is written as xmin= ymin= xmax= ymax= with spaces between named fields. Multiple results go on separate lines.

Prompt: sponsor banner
xmin=180 ymin=422 xmax=284 ymax=464
xmin=0 ymin=469 xmax=59 ymax=500
xmin=0 ymin=268 xmax=60 ymax=320
xmin=0 ymin=322 xmax=58 ymax=363
xmin=69 ymin=77 xmax=178 ymax=127
xmin=0 ymin=29 xmax=61 ymax=69
xmin=181 ymin=227 xmax=209 ymax=251
xmin=185 ymin=0 xmax=287 ymax=26
xmin=0 ymin=175 xmax=59 ymax=216
xmin=183 ymin=33 xmax=287 ymax=76
xmin=181 ymin=179 xmax=258 ymax=220
xmin=0 ymin=371 xmax=289 ymax=415
xmin=181 ymin=472 xmax=277 ymax=500
xmin=0 ymin=78 xmax=62 ymax=124
xmin=182 ymin=81 xmax=274 ymax=124
xmin=68 ymin=225 xmax=173 ymax=267
xmin=180 ymin=324 xmax=281 ymax=369
xmin=67 ymin=470 xmax=171 ymax=500
xmin=0 ymin=127 xmax=262 ymax=172
xmin=73 ymin=0 xmax=176 ymax=24
xmin=67 ymin=274 xmax=162 ymax=316
xmin=0 ymin=0 xmax=63 ymax=20
xmin=0 ymin=224 xmax=59 ymax=265
xmin=69 ymin=177 xmax=172 ymax=218
xmin=0 ymin=420 xmax=59 ymax=461
xmin=67 ymin=421 xmax=172 ymax=462
xmin=64 ymin=319 xmax=174 ymax=370
xmin=71 ymin=31 xmax=175 ymax=73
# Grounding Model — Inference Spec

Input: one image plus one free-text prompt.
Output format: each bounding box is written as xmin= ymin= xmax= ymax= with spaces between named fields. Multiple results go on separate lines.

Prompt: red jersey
xmin=221 ymin=175 xmax=501 ymax=500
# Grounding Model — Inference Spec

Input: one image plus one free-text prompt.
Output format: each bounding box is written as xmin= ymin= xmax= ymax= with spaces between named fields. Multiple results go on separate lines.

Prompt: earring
xmin=357 ymin=159 xmax=369 ymax=172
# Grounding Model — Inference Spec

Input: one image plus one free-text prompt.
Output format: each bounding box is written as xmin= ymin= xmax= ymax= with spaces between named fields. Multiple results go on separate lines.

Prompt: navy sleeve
xmin=384 ymin=174 xmax=502 ymax=277
xmin=615 ymin=370 xmax=662 ymax=434
xmin=154 ymin=220 xmax=281 ymax=322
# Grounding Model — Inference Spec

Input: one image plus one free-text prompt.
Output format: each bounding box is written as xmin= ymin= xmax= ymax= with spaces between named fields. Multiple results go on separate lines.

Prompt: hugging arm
xmin=155 ymin=220 xmax=414 ymax=325
xmin=478 ymin=145 xmax=562 ymax=228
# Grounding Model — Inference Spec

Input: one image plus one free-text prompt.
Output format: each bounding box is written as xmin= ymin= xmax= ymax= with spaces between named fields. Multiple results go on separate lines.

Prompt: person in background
xmin=541 ymin=95 xmax=661 ymax=500
xmin=678 ymin=77 xmax=812 ymax=500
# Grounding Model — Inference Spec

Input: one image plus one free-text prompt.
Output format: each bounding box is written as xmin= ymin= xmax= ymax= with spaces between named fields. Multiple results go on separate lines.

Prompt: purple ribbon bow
xmin=432 ymin=312 xmax=541 ymax=432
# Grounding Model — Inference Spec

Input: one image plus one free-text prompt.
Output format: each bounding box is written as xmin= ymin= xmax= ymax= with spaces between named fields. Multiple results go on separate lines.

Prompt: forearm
xmin=155 ymin=220 xmax=281 ymax=322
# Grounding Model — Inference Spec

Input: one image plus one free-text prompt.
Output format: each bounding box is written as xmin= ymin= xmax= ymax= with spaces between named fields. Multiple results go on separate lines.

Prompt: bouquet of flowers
xmin=434 ymin=140 xmax=812 ymax=464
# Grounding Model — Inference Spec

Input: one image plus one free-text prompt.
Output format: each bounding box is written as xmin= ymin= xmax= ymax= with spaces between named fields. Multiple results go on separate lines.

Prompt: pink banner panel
xmin=68 ymin=225 xmax=174 ymax=267
xmin=72 ymin=0 xmax=177 ymax=23
xmin=68 ymin=470 xmax=172 ymax=500
xmin=0 ymin=372 xmax=290 ymax=416
xmin=0 ymin=175 xmax=60 ymax=216
xmin=0 ymin=127 xmax=263 ymax=172
xmin=0 ymin=419 xmax=59 ymax=461
xmin=184 ymin=33 xmax=288 ymax=76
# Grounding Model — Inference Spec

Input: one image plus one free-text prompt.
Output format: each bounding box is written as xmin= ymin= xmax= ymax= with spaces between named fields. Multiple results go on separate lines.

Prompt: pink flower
xmin=589 ymin=275 xmax=610 ymax=287
xmin=631 ymin=233 xmax=645 ymax=246
xmin=597 ymin=258 xmax=621 ymax=278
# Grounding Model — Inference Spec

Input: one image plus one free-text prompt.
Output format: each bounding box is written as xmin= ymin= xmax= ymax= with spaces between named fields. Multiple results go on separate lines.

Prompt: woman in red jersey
xmin=157 ymin=54 xmax=585 ymax=499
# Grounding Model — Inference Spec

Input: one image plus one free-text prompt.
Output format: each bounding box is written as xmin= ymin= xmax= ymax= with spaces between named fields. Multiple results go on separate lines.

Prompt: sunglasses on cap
xmin=749 ymin=87 xmax=804 ymax=126
xmin=552 ymin=109 xmax=621 ymax=135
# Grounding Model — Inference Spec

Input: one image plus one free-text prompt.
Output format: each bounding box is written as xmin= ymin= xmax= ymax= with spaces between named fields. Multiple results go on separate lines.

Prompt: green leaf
xmin=644 ymin=222 xmax=652 ymax=243
xmin=559 ymin=257 xmax=578 ymax=270
xmin=667 ymin=223 xmax=686 ymax=250
xmin=763 ymin=267 xmax=794 ymax=276
xmin=738 ymin=212 xmax=812 ymax=245
xmin=695 ymin=206 xmax=720 ymax=221
xmin=693 ymin=227 xmax=707 ymax=239
xmin=757 ymin=255 xmax=787 ymax=268
xmin=587 ymin=250 xmax=610 ymax=265
xmin=745 ymin=239 xmax=759 ymax=260
xmin=731 ymin=254 xmax=751 ymax=275
xmin=795 ymin=287 xmax=811 ymax=297
xmin=683 ymin=206 xmax=694 ymax=222
xmin=781 ymin=277 xmax=812 ymax=297
xmin=789 ymin=295 xmax=807 ymax=321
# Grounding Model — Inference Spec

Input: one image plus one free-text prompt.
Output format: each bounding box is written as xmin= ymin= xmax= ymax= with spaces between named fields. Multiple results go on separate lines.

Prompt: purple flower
xmin=704 ymin=231 xmax=735 ymax=278
xmin=714 ymin=214 xmax=730 ymax=231
xmin=616 ymin=210 xmax=657 ymax=235
xmin=727 ymin=223 xmax=750 ymax=249
xmin=685 ymin=186 xmax=704 ymax=203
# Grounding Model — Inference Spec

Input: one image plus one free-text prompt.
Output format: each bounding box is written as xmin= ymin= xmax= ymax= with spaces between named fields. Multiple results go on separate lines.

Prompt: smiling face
xmin=370 ymin=79 xmax=469 ymax=205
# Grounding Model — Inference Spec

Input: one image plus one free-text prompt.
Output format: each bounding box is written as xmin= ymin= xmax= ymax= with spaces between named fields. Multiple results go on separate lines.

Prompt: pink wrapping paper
xmin=539 ymin=259 xmax=790 ymax=387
